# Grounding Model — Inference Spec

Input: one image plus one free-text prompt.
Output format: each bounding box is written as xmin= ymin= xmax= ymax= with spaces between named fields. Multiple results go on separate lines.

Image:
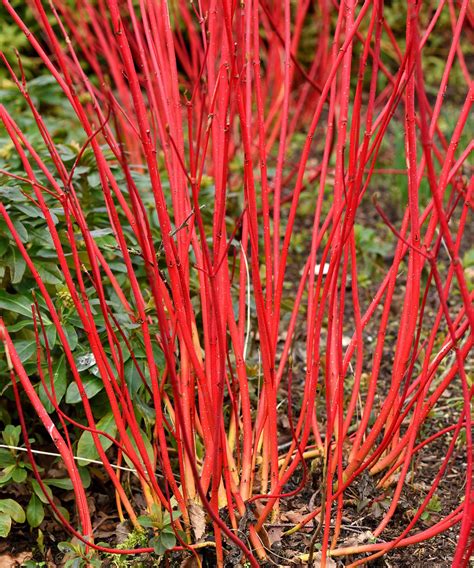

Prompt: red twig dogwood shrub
xmin=0 ymin=0 xmax=472 ymax=565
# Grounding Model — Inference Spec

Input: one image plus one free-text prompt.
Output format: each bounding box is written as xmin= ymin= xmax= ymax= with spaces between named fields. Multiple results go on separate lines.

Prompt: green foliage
xmin=0 ymin=2 xmax=40 ymax=80
xmin=0 ymin=422 xmax=75 ymax=535
xmin=137 ymin=503 xmax=182 ymax=557
xmin=26 ymin=493 xmax=44 ymax=528
xmin=384 ymin=2 xmax=473 ymax=93
xmin=420 ymin=495 xmax=442 ymax=522
xmin=353 ymin=223 xmax=393 ymax=287
xmin=76 ymin=412 xmax=117 ymax=463
xmin=103 ymin=505 xmax=183 ymax=567
xmin=0 ymin=72 xmax=165 ymax=471
xmin=0 ymin=425 xmax=33 ymax=488
xmin=58 ymin=541 xmax=102 ymax=568
xmin=463 ymin=248 xmax=474 ymax=292
xmin=0 ymin=498 xmax=25 ymax=537
xmin=106 ymin=529 xmax=148 ymax=567
xmin=0 ymin=73 xmax=172 ymax=550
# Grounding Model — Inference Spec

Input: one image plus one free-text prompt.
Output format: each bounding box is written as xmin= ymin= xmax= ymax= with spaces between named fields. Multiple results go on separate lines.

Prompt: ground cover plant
xmin=0 ymin=0 xmax=472 ymax=566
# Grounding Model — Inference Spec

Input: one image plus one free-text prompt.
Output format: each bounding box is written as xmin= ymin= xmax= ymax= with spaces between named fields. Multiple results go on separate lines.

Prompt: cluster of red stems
xmin=0 ymin=0 xmax=473 ymax=566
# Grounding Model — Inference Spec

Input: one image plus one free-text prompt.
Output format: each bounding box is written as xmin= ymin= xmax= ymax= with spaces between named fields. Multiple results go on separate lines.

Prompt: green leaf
xmin=36 ymin=262 xmax=63 ymax=285
xmin=57 ymin=541 xmax=76 ymax=553
xmin=2 ymin=424 xmax=21 ymax=447
xmin=57 ymin=145 xmax=77 ymax=162
xmin=10 ymin=248 xmax=26 ymax=284
xmin=12 ymin=203 xmax=44 ymax=219
xmin=26 ymin=494 xmax=44 ymax=528
xmin=13 ymin=339 xmax=37 ymax=363
xmin=463 ymin=248 xmax=474 ymax=268
xmin=427 ymin=495 xmax=442 ymax=513
xmin=5 ymin=320 xmax=32 ymax=333
xmin=28 ymin=75 xmax=58 ymax=88
xmin=149 ymin=536 xmax=166 ymax=556
xmin=0 ymin=465 xmax=16 ymax=485
xmin=160 ymin=530 xmax=176 ymax=549
xmin=37 ymin=528 xmax=45 ymax=554
xmin=0 ymin=449 xmax=16 ymax=468
xmin=76 ymin=412 xmax=117 ymax=464
xmin=89 ymin=365 xmax=100 ymax=377
xmin=87 ymin=173 xmax=101 ymax=188
xmin=134 ymin=395 xmax=156 ymax=427
xmin=38 ymin=354 xmax=67 ymax=413
xmin=51 ymin=505 xmax=70 ymax=523
xmin=122 ymin=426 xmax=154 ymax=473
xmin=31 ymin=479 xmax=53 ymax=504
xmin=0 ymin=512 xmax=12 ymax=537
xmin=44 ymin=324 xmax=57 ymax=349
xmin=90 ymin=228 xmax=113 ymax=239
xmin=65 ymin=374 xmax=103 ymax=404
xmin=12 ymin=219 xmax=28 ymax=243
xmin=72 ymin=166 xmax=90 ymax=176
xmin=78 ymin=466 xmax=91 ymax=488
xmin=11 ymin=466 xmax=27 ymax=483
xmin=44 ymin=477 xmax=74 ymax=491
xmin=75 ymin=352 xmax=96 ymax=372
xmin=0 ymin=291 xmax=33 ymax=317
xmin=0 ymin=238 xmax=8 ymax=257
xmin=0 ymin=499 xmax=25 ymax=523
xmin=124 ymin=359 xmax=143 ymax=398
xmin=137 ymin=515 xmax=155 ymax=528
xmin=149 ymin=531 xmax=176 ymax=556
xmin=162 ymin=510 xmax=182 ymax=525
xmin=150 ymin=503 xmax=162 ymax=524
xmin=63 ymin=324 xmax=78 ymax=351
xmin=66 ymin=377 xmax=104 ymax=404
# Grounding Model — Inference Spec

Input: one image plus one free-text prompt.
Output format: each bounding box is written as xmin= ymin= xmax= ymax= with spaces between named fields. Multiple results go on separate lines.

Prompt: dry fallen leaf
xmin=312 ymin=552 xmax=336 ymax=567
xmin=342 ymin=530 xmax=375 ymax=548
xmin=294 ymin=551 xmax=337 ymax=566
xmin=188 ymin=500 xmax=206 ymax=541
xmin=115 ymin=520 xmax=133 ymax=544
xmin=267 ymin=525 xmax=284 ymax=547
xmin=180 ymin=554 xmax=201 ymax=567
xmin=0 ymin=556 xmax=15 ymax=568
xmin=0 ymin=552 xmax=33 ymax=568
xmin=86 ymin=495 xmax=97 ymax=518
xmin=283 ymin=510 xmax=308 ymax=524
